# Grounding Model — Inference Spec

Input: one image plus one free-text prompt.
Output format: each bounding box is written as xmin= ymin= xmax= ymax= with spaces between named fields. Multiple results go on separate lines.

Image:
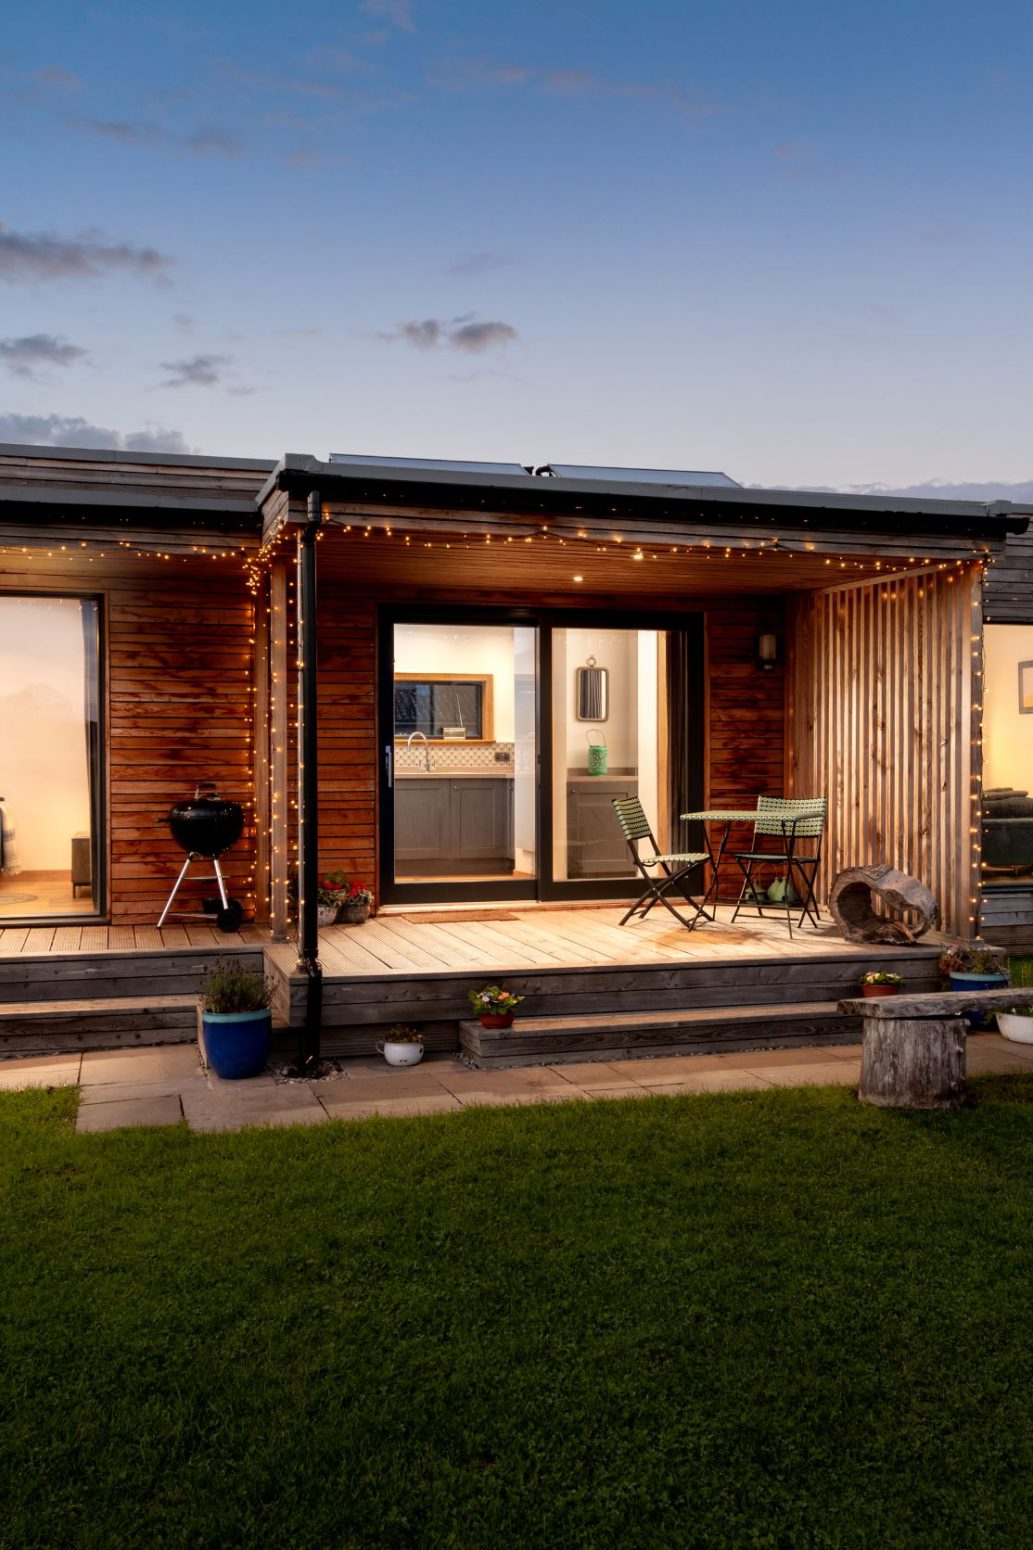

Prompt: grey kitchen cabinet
xmin=566 ymin=777 xmax=637 ymax=878
xmin=393 ymin=778 xmax=450 ymax=864
xmin=395 ymin=778 xmax=514 ymax=872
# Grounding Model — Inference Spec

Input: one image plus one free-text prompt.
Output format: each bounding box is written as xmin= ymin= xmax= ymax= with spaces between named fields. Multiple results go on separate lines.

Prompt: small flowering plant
xmin=316 ymin=872 xmax=349 ymax=907
xmin=860 ymin=971 xmax=904 ymax=987
xmin=468 ymin=985 xmax=525 ymax=1016
xmin=938 ymin=941 xmax=1008 ymax=977
xmin=343 ymin=883 xmax=373 ymax=906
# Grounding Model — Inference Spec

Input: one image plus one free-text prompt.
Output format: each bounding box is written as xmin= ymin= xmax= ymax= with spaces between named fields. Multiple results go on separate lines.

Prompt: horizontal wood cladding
xmin=787 ymin=568 xmax=982 ymax=936
xmin=979 ymin=888 xmax=1033 ymax=947
xmin=109 ymin=568 xmax=256 ymax=924
xmin=0 ymin=450 xmax=271 ymax=508
xmin=705 ymin=607 xmax=786 ymax=899
xmin=317 ymin=602 xmax=377 ymax=891
xmin=984 ymin=531 xmax=1033 ymax=623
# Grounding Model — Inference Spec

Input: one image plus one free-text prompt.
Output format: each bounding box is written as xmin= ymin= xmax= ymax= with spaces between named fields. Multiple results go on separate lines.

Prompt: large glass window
xmin=0 ymin=595 xmax=103 ymax=918
xmin=982 ymin=624 xmax=1033 ymax=887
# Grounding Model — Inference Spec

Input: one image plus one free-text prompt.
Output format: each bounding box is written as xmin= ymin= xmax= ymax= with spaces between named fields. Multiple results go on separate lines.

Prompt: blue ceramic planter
xmin=949 ymin=971 xmax=1009 ymax=1030
xmin=202 ymin=1009 xmax=271 ymax=1079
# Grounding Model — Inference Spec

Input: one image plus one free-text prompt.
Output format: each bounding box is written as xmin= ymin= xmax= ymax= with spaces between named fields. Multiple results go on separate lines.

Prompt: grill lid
xmin=166 ymin=781 xmax=243 ymax=858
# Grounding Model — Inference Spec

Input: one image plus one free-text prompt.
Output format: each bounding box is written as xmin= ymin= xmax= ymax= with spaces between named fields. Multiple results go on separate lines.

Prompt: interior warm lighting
xmin=573 ymin=574 xmax=584 ymax=582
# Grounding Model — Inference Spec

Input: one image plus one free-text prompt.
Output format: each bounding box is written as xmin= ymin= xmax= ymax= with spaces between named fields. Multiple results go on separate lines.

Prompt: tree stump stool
xmin=829 ymin=864 xmax=939 ymax=944
xmin=838 ymin=989 xmax=1021 ymax=1109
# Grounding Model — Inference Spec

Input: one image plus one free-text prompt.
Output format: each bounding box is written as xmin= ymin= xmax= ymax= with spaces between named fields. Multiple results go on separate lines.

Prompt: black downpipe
xmin=295 ymin=491 xmax=322 ymax=1065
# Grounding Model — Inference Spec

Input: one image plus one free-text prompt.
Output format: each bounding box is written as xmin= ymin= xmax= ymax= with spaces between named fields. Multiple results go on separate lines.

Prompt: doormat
xmin=398 ymin=910 xmax=520 ymax=925
xmin=0 ymin=893 xmax=39 ymax=906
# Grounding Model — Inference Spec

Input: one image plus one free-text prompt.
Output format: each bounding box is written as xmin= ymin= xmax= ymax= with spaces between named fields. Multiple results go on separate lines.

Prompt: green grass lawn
xmin=5 ymin=1080 xmax=1033 ymax=1549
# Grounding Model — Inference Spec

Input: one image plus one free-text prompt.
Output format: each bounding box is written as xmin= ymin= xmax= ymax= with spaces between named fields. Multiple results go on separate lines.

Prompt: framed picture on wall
xmin=1020 ymin=661 xmax=1033 ymax=714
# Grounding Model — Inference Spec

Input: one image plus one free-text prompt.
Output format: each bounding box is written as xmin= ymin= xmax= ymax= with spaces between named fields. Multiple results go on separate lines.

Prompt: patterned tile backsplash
xmin=395 ymin=741 xmax=515 ymax=772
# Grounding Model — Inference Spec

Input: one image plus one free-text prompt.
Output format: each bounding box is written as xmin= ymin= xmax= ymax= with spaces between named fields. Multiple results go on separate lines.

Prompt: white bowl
xmin=379 ymin=1040 xmax=425 ymax=1066
xmin=997 ymin=1012 xmax=1033 ymax=1044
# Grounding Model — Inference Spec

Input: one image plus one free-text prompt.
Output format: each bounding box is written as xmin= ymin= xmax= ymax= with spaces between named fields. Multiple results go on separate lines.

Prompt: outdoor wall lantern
xmin=756 ymin=630 xmax=779 ymax=671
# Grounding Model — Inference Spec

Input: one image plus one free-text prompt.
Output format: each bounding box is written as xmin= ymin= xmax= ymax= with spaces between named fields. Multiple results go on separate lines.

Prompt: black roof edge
xmin=0 ymin=441 xmax=276 ymax=472
xmin=261 ymin=454 xmax=1031 ymax=536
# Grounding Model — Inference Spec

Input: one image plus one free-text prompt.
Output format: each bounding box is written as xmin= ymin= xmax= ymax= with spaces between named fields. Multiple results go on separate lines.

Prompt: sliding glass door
xmin=381 ymin=612 xmax=539 ymax=903
xmin=378 ymin=606 xmax=702 ymax=906
xmin=0 ymin=594 xmax=104 ymax=920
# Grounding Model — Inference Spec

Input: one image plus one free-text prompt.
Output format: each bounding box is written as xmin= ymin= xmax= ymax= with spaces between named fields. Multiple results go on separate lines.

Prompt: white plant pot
xmin=997 ymin=1012 xmax=1033 ymax=1044
xmin=317 ymin=903 xmax=339 ymax=926
xmin=378 ymin=1040 xmax=425 ymax=1067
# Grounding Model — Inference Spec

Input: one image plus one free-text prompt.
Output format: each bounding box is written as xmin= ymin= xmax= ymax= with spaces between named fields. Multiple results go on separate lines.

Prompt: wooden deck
xmin=0 ymin=907 xmax=945 ymax=1062
xmin=271 ymin=905 xmax=934 ymax=978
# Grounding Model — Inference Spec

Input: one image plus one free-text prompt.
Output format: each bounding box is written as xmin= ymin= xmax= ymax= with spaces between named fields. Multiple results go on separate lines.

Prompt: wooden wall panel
xmin=107 ymin=568 xmax=256 ymax=924
xmin=787 ymin=567 xmax=982 ymax=936
xmin=316 ymin=600 xmax=377 ymax=893
xmin=984 ymin=530 xmax=1033 ymax=624
xmin=705 ymin=606 xmax=787 ymax=898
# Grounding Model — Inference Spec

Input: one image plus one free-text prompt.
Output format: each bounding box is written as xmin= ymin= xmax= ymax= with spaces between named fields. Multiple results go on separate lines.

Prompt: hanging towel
xmin=0 ymin=805 xmax=21 ymax=875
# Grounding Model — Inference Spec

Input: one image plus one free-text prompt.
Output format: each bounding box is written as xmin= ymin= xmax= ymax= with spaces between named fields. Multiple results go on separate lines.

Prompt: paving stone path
xmin=1 ymin=1034 xmax=1031 ymax=1134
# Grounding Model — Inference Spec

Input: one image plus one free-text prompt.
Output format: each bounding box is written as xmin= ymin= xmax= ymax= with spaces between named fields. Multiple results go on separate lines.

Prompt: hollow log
xmin=829 ymin=864 xmax=940 ymax=944
xmin=858 ymin=1015 xmax=967 ymax=1109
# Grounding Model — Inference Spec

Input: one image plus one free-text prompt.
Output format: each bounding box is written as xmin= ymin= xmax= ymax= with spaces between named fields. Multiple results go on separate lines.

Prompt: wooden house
xmin=0 ymin=441 xmax=1030 ymax=1061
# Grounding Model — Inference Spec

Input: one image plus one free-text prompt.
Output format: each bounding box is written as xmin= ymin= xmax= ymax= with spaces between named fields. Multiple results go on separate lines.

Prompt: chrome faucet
xmin=406 ymin=730 xmax=432 ymax=771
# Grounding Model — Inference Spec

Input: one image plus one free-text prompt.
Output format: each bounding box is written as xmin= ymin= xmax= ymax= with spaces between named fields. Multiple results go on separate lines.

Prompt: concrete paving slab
xmin=0 ymin=1054 xmax=81 ymax=1090
xmin=319 ymin=1093 xmax=463 ymax=1120
xmin=181 ymin=1085 xmax=328 ymax=1133
xmin=81 ymin=1046 xmax=201 ymax=1083
xmin=79 ymin=1077 xmax=208 ymax=1106
xmin=77 ymin=1094 xmax=183 ymax=1133
xmin=545 ymin=1062 xmax=641 ymax=1088
xmin=641 ymin=1071 xmax=775 ymax=1094
xmin=606 ymin=1054 xmax=732 ymax=1079
xmin=747 ymin=1061 xmax=859 ymax=1087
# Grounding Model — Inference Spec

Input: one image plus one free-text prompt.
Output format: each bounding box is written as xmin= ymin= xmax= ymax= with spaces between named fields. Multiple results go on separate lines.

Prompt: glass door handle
xmin=384 ymin=744 xmax=393 ymax=789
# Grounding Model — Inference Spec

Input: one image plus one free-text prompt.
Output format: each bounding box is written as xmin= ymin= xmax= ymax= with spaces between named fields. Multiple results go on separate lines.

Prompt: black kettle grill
xmin=157 ymin=781 xmax=244 ymax=933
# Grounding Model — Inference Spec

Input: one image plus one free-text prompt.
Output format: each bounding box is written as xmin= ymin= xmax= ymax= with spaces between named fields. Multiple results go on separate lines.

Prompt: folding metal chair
xmin=730 ymin=796 xmax=827 ymax=938
xmin=612 ymin=796 xmax=710 ymax=930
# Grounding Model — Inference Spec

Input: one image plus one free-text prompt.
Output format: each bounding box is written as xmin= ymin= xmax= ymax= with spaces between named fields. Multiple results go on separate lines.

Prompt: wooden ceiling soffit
xmin=313 ymin=502 xmax=1000 ymax=564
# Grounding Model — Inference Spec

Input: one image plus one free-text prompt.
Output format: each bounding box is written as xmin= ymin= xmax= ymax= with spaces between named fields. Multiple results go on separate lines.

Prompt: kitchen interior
xmin=391 ymin=621 xmax=664 ymax=891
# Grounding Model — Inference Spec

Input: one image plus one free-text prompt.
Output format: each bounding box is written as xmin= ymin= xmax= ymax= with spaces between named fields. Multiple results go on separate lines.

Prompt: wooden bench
xmin=837 ymin=989 xmax=1023 ymax=1110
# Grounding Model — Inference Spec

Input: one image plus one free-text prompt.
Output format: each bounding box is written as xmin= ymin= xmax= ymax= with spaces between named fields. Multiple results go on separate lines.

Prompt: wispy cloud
xmin=0 ymin=412 xmax=192 ymax=453
xmin=446 ymin=251 xmax=512 ymax=278
xmin=159 ymin=353 xmax=230 ymax=388
xmin=361 ymin=0 xmax=415 ymax=32
xmin=381 ymin=315 xmax=518 ymax=352
xmin=429 ymin=58 xmax=722 ymax=116
xmin=70 ymin=117 xmax=241 ymax=156
xmin=0 ymin=223 xmax=173 ymax=284
xmin=0 ymin=334 xmax=87 ymax=379
xmin=36 ymin=65 xmax=80 ymax=90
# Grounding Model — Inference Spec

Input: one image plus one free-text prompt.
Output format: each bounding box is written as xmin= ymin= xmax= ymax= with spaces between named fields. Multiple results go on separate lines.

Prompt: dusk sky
xmin=3 ymin=1 xmax=1032 ymax=492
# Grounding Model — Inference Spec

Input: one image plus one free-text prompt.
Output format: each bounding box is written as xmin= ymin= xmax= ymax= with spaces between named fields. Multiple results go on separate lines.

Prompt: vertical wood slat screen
xmin=786 ymin=566 xmax=982 ymax=936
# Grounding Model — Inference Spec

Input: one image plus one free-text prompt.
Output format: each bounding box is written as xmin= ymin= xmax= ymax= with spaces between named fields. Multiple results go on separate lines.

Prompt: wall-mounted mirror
xmin=576 ymin=659 xmax=609 ymax=721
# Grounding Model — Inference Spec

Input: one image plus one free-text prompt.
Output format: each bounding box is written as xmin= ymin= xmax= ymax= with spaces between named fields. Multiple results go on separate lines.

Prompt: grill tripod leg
xmin=158 ymin=852 xmax=196 ymax=928
xmin=211 ymin=857 xmax=230 ymax=911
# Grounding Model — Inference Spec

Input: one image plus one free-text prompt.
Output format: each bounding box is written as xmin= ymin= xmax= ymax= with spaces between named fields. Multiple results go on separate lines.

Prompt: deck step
xmin=459 ymin=1001 xmax=860 ymax=1067
xmin=0 ymin=996 xmax=199 ymax=1055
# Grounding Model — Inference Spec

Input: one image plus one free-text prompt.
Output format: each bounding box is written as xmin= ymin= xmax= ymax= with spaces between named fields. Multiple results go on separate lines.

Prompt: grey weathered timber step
xmin=0 ymin=996 xmax=199 ymax=1055
xmin=303 ymin=950 xmax=940 ymax=1029
xmin=0 ymin=946 xmax=262 ymax=1003
xmin=460 ymin=1001 xmax=860 ymax=1067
